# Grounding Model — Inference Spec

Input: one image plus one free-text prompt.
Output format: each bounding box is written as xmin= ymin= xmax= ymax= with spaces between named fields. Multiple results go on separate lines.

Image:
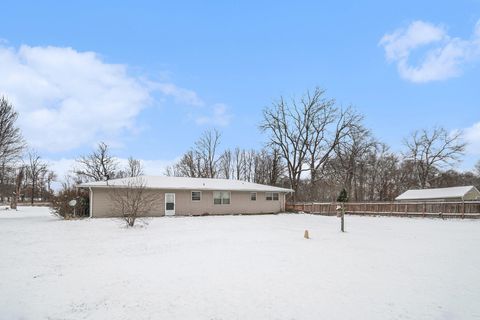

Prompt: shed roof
xmin=79 ymin=175 xmax=294 ymax=193
xmin=395 ymin=186 xmax=479 ymax=201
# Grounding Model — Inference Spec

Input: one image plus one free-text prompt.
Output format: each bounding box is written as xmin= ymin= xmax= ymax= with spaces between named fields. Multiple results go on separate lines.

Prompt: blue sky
xmin=1 ymin=1 xmax=479 ymax=176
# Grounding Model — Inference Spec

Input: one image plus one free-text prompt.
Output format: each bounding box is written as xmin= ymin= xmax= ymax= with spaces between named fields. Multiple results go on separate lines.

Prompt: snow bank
xmin=1 ymin=207 xmax=479 ymax=319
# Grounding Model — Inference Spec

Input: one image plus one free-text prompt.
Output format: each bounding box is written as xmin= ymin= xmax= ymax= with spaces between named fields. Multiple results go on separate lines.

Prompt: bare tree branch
xmin=75 ymin=142 xmax=118 ymax=182
xmin=402 ymin=127 xmax=466 ymax=188
xmin=108 ymin=177 xmax=159 ymax=227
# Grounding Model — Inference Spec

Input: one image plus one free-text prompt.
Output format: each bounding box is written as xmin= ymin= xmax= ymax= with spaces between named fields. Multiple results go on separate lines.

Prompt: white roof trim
xmin=78 ymin=175 xmax=294 ymax=193
xmin=395 ymin=186 xmax=479 ymax=201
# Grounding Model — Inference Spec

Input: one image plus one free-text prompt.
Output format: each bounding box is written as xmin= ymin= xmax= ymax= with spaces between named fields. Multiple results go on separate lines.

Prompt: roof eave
xmin=78 ymin=184 xmax=294 ymax=193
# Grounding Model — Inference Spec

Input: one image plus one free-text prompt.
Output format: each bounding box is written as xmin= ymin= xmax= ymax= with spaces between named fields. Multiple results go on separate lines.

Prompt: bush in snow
xmin=108 ymin=177 xmax=158 ymax=227
xmin=51 ymin=188 xmax=89 ymax=219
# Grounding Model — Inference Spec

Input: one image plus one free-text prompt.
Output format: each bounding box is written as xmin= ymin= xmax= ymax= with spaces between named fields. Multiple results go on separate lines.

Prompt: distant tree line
xmin=166 ymin=87 xmax=479 ymax=202
xmin=164 ymin=129 xmax=284 ymax=186
xmin=2 ymin=85 xmax=479 ymax=211
xmin=0 ymin=97 xmax=55 ymax=207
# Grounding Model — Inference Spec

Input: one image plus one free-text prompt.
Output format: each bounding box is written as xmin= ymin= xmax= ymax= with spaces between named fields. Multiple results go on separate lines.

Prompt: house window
xmin=191 ymin=191 xmax=201 ymax=201
xmin=250 ymin=192 xmax=257 ymax=201
xmin=266 ymin=192 xmax=279 ymax=201
xmin=214 ymin=191 xmax=230 ymax=205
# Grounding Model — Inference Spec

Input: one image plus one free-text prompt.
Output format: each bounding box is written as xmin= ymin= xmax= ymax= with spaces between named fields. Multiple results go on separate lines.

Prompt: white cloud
xmin=0 ymin=45 xmax=151 ymax=151
xmin=148 ymin=82 xmax=205 ymax=107
xmin=380 ymin=19 xmax=480 ymax=82
xmin=464 ymin=122 xmax=480 ymax=155
xmin=0 ymin=44 xmax=209 ymax=152
xmin=195 ymin=103 xmax=232 ymax=127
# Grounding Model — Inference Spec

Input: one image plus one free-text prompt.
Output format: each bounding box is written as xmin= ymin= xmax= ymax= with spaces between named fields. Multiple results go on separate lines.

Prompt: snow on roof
xmin=78 ymin=175 xmax=294 ymax=193
xmin=395 ymin=186 xmax=479 ymax=201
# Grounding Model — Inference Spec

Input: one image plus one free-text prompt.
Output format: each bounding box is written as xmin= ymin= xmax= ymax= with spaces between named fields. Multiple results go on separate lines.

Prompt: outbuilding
xmin=395 ymin=186 xmax=480 ymax=202
xmin=79 ymin=176 xmax=293 ymax=218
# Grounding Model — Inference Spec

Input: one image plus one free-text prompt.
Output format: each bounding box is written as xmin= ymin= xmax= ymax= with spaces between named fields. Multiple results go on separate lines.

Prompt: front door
xmin=165 ymin=193 xmax=175 ymax=216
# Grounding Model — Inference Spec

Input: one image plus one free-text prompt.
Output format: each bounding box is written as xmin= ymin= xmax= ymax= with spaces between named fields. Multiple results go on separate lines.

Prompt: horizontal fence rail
xmin=286 ymin=201 xmax=480 ymax=219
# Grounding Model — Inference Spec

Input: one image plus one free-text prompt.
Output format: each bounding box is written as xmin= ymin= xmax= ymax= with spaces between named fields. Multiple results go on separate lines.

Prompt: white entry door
xmin=165 ymin=193 xmax=176 ymax=216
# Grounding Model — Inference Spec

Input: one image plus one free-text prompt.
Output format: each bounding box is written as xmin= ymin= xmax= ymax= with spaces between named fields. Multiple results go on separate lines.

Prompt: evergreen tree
xmin=337 ymin=188 xmax=348 ymax=202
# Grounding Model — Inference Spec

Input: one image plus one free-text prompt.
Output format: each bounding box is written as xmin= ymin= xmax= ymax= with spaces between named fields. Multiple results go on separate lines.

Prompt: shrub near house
xmin=51 ymin=188 xmax=89 ymax=219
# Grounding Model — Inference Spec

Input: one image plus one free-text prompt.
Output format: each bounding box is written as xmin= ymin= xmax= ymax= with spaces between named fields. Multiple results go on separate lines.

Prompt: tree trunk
xmin=10 ymin=194 xmax=17 ymax=210
xmin=31 ymin=180 xmax=35 ymax=205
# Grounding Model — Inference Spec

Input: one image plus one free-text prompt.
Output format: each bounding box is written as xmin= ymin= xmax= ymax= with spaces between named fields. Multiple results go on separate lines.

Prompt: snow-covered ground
xmin=1 ymin=207 xmax=479 ymax=320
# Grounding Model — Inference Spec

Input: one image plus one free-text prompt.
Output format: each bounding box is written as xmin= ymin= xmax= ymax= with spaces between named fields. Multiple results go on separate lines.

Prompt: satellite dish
xmin=68 ymin=199 xmax=77 ymax=207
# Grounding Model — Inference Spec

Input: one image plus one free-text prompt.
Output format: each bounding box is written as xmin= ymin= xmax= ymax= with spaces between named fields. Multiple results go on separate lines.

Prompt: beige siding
xmin=91 ymin=188 xmax=164 ymax=218
xmin=91 ymin=188 xmax=286 ymax=218
xmin=464 ymin=188 xmax=480 ymax=201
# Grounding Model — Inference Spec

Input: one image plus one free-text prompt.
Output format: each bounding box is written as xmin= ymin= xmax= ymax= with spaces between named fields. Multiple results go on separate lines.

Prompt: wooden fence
xmin=286 ymin=201 xmax=480 ymax=219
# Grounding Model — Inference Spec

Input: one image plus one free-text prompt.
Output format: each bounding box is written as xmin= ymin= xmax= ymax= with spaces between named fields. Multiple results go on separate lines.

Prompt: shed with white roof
xmin=395 ymin=186 xmax=480 ymax=202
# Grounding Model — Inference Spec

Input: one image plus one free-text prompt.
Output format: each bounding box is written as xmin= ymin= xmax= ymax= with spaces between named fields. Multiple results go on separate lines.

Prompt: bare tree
xmin=475 ymin=160 xmax=480 ymax=176
xmin=332 ymin=123 xmax=377 ymax=200
xmin=0 ymin=97 xmax=25 ymax=164
xmin=260 ymin=87 xmax=356 ymax=199
xmin=167 ymin=130 xmax=222 ymax=179
xmin=0 ymin=160 xmax=16 ymax=202
xmin=233 ymin=147 xmax=245 ymax=180
xmin=251 ymin=148 xmax=284 ymax=185
xmin=436 ymin=169 xmax=479 ymax=188
xmin=308 ymin=106 xmax=362 ymax=189
xmin=75 ymin=142 xmax=118 ymax=182
xmin=26 ymin=150 xmax=48 ymax=205
xmin=195 ymin=129 xmax=221 ymax=178
xmin=0 ymin=97 xmax=26 ymax=202
xmin=108 ymin=177 xmax=159 ymax=227
xmin=213 ymin=146 xmax=285 ymax=184
xmin=61 ymin=174 xmax=84 ymax=191
xmin=268 ymin=148 xmax=284 ymax=185
xmin=165 ymin=151 xmax=201 ymax=177
xmin=219 ymin=149 xmax=232 ymax=179
xmin=244 ymin=150 xmax=256 ymax=182
xmin=10 ymin=166 xmax=24 ymax=210
xmin=260 ymin=95 xmax=310 ymax=197
xmin=403 ymin=127 xmax=466 ymax=188
xmin=126 ymin=157 xmax=144 ymax=177
xmin=117 ymin=157 xmax=145 ymax=178
xmin=45 ymin=170 xmax=57 ymax=194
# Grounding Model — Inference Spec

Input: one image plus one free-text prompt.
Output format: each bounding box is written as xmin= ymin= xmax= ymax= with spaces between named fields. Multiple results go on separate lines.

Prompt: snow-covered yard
xmin=1 ymin=207 xmax=479 ymax=320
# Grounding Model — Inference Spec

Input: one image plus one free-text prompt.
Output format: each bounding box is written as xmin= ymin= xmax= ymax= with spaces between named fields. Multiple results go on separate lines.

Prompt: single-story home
xmin=79 ymin=176 xmax=294 ymax=218
xmin=395 ymin=186 xmax=480 ymax=202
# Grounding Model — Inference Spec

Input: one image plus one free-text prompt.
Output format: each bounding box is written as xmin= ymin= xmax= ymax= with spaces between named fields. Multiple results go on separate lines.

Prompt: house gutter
xmin=89 ymin=187 xmax=93 ymax=218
